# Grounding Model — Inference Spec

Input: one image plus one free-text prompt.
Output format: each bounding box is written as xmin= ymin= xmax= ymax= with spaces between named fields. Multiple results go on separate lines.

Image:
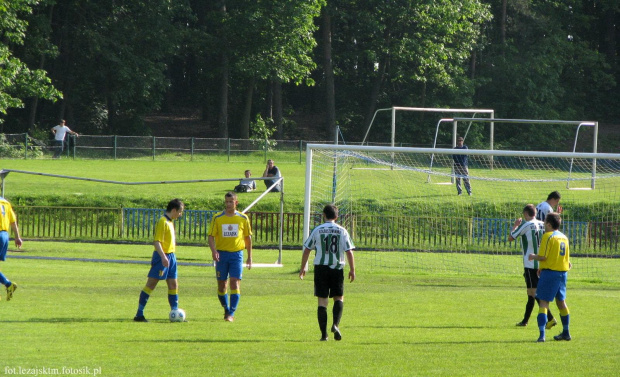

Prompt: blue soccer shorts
xmin=0 ymin=231 xmax=9 ymax=262
xmin=215 ymin=250 xmax=243 ymax=281
xmin=536 ymin=269 xmax=567 ymax=302
xmin=147 ymin=251 xmax=178 ymax=280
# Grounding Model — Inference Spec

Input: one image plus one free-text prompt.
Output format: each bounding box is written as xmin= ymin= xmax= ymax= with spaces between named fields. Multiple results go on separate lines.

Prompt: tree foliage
xmin=0 ymin=0 xmax=60 ymax=123
xmin=0 ymin=0 xmax=617 ymax=152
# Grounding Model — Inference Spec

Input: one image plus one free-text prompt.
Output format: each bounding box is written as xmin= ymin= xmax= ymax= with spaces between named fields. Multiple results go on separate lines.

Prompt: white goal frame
xmin=451 ymin=118 xmax=598 ymax=189
xmin=303 ymin=144 xmax=619 ymax=242
xmin=361 ymin=106 xmax=495 ymax=147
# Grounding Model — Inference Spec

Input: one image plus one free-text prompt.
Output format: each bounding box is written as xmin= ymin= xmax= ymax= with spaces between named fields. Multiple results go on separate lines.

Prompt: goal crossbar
xmin=362 ymin=106 xmax=495 ymax=146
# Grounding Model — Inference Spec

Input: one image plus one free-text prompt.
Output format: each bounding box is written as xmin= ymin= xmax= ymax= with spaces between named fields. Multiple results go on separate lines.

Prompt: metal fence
xmin=1 ymin=133 xmax=425 ymax=163
xmin=14 ymin=206 xmax=619 ymax=255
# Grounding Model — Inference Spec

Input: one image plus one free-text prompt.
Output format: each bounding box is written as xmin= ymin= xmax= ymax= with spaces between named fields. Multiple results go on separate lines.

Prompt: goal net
xmin=304 ymin=145 xmax=620 ymax=283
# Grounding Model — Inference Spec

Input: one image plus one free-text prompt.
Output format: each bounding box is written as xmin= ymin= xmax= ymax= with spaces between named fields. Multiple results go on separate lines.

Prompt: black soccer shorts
xmin=523 ymin=268 xmax=539 ymax=289
xmin=314 ymin=264 xmax=345 ymax=298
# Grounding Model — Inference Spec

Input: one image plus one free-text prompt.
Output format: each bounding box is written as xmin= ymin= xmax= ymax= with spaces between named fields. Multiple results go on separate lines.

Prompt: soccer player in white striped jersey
xmin=535 ymin=191 xmax=562 ymax=222
xmin=300 ymin=205 xmax=355 ymax=341
xmin=508 ymin=204 xmax=556 ymax=328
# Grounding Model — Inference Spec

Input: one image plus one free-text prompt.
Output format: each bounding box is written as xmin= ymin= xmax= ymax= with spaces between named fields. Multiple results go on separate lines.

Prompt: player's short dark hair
xmin=547 ymin=191 xmax=561 ymax=201
xmin=167 ymin=198 xmax=184 ymax=212
xmin=225 ymin=191 xmax=237 ymax=200
xmin=545 ymin=212 xmax=561 ymax=230
xmin=523 ymin=204 xmax=536 ymax=217
xmin=323 ymin=204 xmax=338 ymax=220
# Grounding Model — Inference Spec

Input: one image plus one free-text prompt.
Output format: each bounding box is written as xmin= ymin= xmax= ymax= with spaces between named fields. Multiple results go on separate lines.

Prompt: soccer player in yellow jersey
xmin=134 ymin=199 xmax=184 ymax=322
xmin=528 ymin=212 xmax=572 ymax=342
xmin=0 ymin=197 xmax=22 ymax=301
xmin=208 ymin=192 xmax=252 ymax=322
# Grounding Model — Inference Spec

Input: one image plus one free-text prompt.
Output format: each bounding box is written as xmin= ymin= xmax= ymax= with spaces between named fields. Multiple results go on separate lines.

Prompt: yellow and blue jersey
xmin=538 ymin=230 xmax=570 ymax=271
xmin=0 ymin=198 xmax=17 ymax=232
xmin=154 ymin=215 xmax=176 ymax=254
xmin=208 ymin=211 xmax=252 ymax=252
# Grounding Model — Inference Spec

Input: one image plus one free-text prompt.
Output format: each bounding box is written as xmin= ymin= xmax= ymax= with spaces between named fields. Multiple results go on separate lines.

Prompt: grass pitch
xmin=1 ymin=242 xmax=618 ymax=376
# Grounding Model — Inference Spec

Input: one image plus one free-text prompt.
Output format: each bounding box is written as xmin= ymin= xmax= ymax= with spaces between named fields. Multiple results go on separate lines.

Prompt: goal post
xmin=304 ymin=144 xmax=620 ymax=282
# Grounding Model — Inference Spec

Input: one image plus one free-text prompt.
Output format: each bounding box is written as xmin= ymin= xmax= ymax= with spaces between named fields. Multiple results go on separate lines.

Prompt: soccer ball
xmin=169 ymin=308 xmax=186 ymax=322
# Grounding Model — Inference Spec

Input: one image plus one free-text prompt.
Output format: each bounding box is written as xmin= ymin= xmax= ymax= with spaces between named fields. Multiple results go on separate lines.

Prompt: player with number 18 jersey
xmin=304 ymin=222 xmax=355 ymax=270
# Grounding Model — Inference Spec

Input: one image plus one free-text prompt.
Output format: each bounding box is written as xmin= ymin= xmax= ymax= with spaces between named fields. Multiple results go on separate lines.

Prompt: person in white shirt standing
xmin=300 ymin=204 xmax=356 ymax=341
xmin=51 ymin=120 xmax=79 ymax=159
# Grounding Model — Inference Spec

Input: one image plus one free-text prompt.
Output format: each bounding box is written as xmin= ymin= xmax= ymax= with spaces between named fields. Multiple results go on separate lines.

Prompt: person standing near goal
xmin=300 ymin=204 xmax=356 ymax=341
xmin=134 ymin=199 xmax=185 ymax=322
xmin=208 ymin=192 xmax=253 ymax=322
xmin=0 ymin=196 xmax=22 ymax=301
xmin=528 ymin=212 xmax=572 ymax=342
xmin=536 ymin=191 xmax=562 ymax=222
xmin=508 ymin=204 xmax=556 ymax=329
xmin=452 ymin=136 xmax=472 ymax=196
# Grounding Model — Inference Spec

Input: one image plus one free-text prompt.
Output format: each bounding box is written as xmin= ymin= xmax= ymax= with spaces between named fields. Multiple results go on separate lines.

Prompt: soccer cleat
xmin=515 ymin=321 xmax=528 ymax=327
xmin=553 ymin=333 xmax=572 ymax=341
xmin=320 ymin=336 xmax=328 ymax=341
xmin=133 ymin=315 xmax=148 ymax=322
xmin=545 ymin=318 xmax=557 ymax=330
xmin=6 ymin=283 xmax=17 ymax=301
xmin=536 ymin=337 xmax=545 ymax=343
xmin=224 ymin=315 xmax=234 ymax=322
xmin=331 ymin=325 xmax=342 ymax=341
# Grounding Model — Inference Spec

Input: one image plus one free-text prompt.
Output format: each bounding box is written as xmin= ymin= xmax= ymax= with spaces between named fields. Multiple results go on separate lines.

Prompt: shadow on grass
xmin=354 ymin=325 xmax=490 ymax=329
xmin=359 ymin=339 xmax=536 ymax=345
xmin=1 ymin=318 xmax=171 ymax=323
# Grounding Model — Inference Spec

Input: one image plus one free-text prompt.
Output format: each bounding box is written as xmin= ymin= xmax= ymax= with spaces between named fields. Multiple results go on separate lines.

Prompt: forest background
xmin=0 ymin=0 xmax=619 ymax=152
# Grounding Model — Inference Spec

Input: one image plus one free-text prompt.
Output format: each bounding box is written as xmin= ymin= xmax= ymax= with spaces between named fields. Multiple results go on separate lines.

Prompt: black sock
xmin=523 ymin=295 xmax=535 ymax=323
xmin=332 ymin=300 xmax=343 ymax=328
xmin=317 ymin=306 xmax=328 ymax=338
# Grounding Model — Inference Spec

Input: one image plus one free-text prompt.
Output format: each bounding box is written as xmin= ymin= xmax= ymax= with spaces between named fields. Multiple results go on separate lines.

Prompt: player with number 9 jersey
xmin=538 ymin=231 xmax=570 ymax=272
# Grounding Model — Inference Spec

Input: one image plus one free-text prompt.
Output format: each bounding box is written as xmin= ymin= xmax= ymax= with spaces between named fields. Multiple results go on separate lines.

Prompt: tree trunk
xmin=217 ymin=52 xmax=229 ymax=138
xmin=603 ymin=9 xmax=616 ymax=64
xmin=273 ymin=80 xmax=283 ymax=139
xmin=361 ymin=56 xmax=388 ymax=143
xmin=321 ymin=7 xmax=336 ymax=141
xmin=28 ymin=4 xmax=55 ymax=133
xmin=216 ymin=1 xmax=229 ymax=138
xmin=470 ymin=50 xmax=476 ymax=80
xmin=240 ymin=77 xmax=255 ymax=139
xmin=501 ymin=0 xmax=507 ymax=46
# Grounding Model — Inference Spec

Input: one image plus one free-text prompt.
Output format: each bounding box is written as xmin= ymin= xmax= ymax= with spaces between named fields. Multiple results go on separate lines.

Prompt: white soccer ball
xmin=169 ymin=308 xmax=186 ymax=322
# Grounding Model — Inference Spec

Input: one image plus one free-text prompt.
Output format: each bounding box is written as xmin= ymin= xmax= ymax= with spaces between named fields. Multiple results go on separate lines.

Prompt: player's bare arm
xmin=245 ymin=235 xmax=253 ymax=269
xmin=153 ymin=241 xmax=169 ymax=268
xmin=346 ymin=250 xmax=355 ymax=282
xmin=208 ymin=236 xmax=219 ymax=262
xmin=10 ymin=222 xmax=22 ymax=249
xmin=299 ymin=248 xmax=311 ymax=279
